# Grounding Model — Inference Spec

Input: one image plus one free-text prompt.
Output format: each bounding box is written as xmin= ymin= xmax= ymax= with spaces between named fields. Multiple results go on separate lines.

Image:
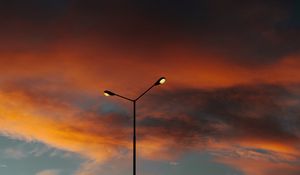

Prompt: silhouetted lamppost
xmin=104 ymin=77 xmax=166 ymax=175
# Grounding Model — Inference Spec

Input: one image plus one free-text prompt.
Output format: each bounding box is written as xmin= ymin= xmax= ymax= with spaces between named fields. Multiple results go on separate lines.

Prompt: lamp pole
xmin=104 ymin=77 xmax=166 ymax=175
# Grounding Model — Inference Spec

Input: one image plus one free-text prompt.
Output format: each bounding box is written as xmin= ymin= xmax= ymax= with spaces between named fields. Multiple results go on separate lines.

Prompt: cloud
xmin=0 ymin=164 xmax=7 ymax=168
xmin=152 ymin=84 xmax=299 ymax=149
xmin=169 ymin=161 xmax=179 ymax=166
xmin=1 ymin=70 xmax=300 ymax=174
xmin=36 ymin=169 xmax=60 ymax=175
xmin=136 ymin=83 xmax=300 ymax=174
xmin=0 ymin=2 xmax=299 ymax=174
xmin=0 ymin=86 xmax=131 ymax=162
xmin=74 ymin=158 xmax=131 ymax=175
xmin=216 ymin=155 xmax=300 ymax=175
xmin=3 ymin=148 xmax=26 ymax=160
xmin=2 ymin=0 xmax=299 ymax=67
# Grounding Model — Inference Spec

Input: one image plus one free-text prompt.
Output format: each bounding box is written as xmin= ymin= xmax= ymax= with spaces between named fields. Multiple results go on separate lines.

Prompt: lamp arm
xmin=115 ymin=94 xmax=135 ymax=102
xmin=135 ymin=84 xmax=156 ymax=101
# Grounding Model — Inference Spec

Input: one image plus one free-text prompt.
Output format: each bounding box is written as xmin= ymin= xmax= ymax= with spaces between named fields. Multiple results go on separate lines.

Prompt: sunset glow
xmin=0 ymin=1 xmax=300 ymax=175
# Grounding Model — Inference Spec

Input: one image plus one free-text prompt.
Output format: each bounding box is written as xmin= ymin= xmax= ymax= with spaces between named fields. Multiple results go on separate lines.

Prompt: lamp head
xmin=154 ymin=77 xmax=166 ymax=86
xmin=104 ymin=90 xmax=115 ymax=96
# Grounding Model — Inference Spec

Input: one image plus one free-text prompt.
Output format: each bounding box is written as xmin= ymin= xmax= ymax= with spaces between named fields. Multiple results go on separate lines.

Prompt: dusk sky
xmin=0 ymin=1 xmax=300 ymax=175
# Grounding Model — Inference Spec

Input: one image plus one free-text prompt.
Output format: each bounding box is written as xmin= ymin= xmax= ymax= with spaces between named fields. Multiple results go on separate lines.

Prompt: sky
xmin=0 ymin=0 xmax=300 ymax=175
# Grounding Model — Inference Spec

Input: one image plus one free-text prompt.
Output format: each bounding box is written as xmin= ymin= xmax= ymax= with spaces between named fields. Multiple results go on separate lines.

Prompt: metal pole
xmin=133 ymin=100 xmax=136 ymax=175
xmin=104 ymin=77 xmax=166 ymax=175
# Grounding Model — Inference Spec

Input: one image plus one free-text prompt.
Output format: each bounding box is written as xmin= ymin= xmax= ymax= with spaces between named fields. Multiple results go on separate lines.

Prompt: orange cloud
xmin=1 ymin=38 xmax=300 ymax=94
xmin=0 ymin=28 xmax=300 ymax=175
xmin=0 ymin=88 xmax=131 ymax=162
xmin=217 ymin=156 xmax=300 ymax=175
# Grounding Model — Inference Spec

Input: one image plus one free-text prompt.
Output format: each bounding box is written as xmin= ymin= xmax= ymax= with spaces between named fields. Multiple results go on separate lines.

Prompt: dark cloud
xmin=138 ymin=83 xmax=300 ymax=148
xmin=0 ymin=0 xmax=70 ymax=20
xmin=67 ymin=0 xmax=300 ymax=65
xmin=1 ymin=0 xmax=299 ymax=65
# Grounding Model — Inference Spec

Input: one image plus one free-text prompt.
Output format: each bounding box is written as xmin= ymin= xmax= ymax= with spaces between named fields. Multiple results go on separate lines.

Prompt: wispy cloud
xmin=36 ymin=169 xmax=60 ymax=175
xmin=0 ymin=164 xmax=7 ymax=168
xmin=3 ymin=148 xmax=26 ymax=160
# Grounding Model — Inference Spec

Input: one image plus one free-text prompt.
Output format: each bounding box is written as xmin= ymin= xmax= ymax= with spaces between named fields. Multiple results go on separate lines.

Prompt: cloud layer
xmin=0 ymin=0 xmax=300 ymax=174
xmin=1 ymin=76 xmax=300 ymax=174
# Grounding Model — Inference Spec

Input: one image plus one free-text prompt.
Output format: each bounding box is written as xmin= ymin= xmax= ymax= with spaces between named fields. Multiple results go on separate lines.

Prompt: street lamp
xmin=104 ymin=77 xmax=166 ymax=175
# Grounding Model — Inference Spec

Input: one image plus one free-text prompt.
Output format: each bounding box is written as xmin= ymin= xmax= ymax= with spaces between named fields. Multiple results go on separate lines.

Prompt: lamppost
xmin=104 ymin=77 xmax=166 ymax=175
